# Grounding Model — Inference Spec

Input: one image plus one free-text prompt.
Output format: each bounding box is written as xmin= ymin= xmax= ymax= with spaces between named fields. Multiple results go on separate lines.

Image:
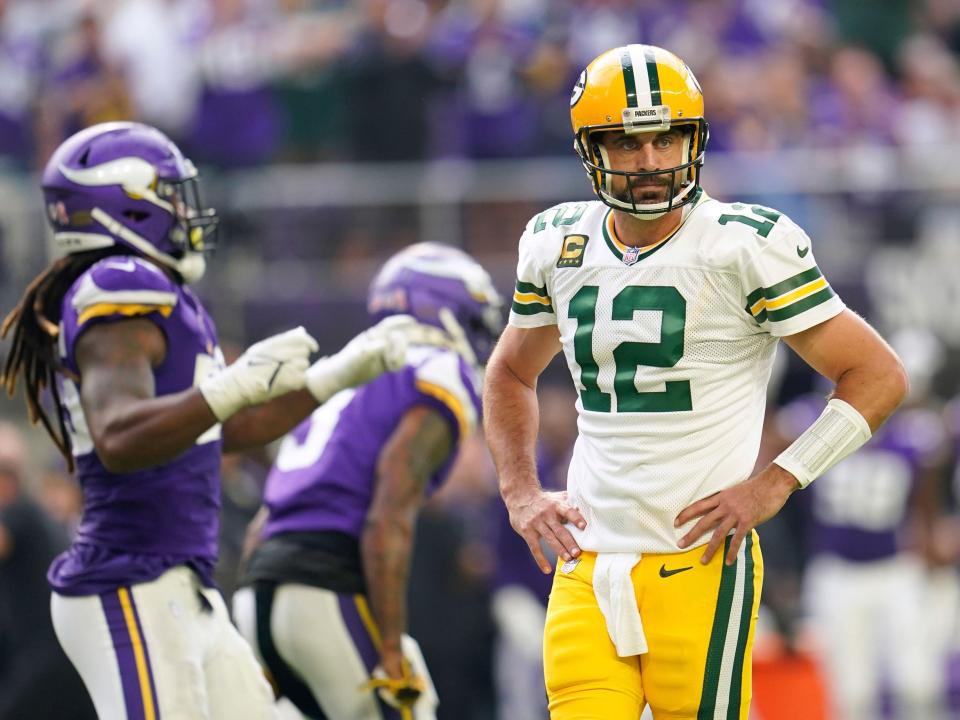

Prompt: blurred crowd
xmin=1 ymin=0 xmax=960 ymax=171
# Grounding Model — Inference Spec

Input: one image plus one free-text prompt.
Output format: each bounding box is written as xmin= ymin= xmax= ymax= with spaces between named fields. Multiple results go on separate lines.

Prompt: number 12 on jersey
xmin=569 ymin=285 xmax=691 ymax=413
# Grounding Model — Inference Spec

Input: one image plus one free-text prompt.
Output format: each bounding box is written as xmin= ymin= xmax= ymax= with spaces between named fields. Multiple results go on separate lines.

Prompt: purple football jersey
xmin=48 ymin=256 xmax=225 ymax=595
xmin=263 ymin=346 xmax=482 ymax=540
xmin=780 ymin=395 xmax=946 ymax=562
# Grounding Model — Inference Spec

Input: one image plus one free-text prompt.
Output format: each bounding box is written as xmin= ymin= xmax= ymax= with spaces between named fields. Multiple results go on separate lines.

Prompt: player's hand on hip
xmin=200 ymin=327 xmax=318 ymax=421
xmin=306 ymin=314 xmax=452 ymax=403
xmin=675 ymin=464 xmax=798 ymax=566
xmin=505 ymin=489 xmax=586 ymax=574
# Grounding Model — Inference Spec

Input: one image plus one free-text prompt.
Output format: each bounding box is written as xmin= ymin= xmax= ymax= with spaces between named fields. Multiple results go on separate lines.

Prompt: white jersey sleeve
xmin=508 ymin=209 xmax=562 ymax=328
xmin=737 ymin=209 xmax=845 ymax=337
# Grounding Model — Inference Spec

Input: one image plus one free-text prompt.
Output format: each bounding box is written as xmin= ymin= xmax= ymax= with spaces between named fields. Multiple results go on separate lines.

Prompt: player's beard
xmin=610 ymin=172 xmax=677 ymax=206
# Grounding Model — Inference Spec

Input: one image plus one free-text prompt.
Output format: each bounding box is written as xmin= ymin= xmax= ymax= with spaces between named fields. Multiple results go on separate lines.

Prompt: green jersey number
xmin=717 ymin=205 xmax=782 ymax=238
xmin=533 ymin=203 xmax=587 ymax=233
xmin=569 ymin=285 xmax=692 ymax=413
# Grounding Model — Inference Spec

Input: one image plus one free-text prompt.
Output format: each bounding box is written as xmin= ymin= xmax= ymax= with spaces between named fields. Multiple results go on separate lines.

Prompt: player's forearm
xmin=830 ymin=350 xmax=908 ymax=431
xmin=87 ymin=388 xmax=219 ymax=473
xmin=222 ymin=389 xmax=318 ymax=452
xmin=785 ymin=310 xmax=908 ymax=432
xmin=483 ymin=360 xmax=541 ymax=501
xmin=361 ymin=511 xmax=415 ymax=657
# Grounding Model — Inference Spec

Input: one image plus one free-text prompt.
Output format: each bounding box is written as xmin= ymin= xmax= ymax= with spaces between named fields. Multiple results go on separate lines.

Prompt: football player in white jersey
xmin=483 ymin=44 xmax=908 ymax=719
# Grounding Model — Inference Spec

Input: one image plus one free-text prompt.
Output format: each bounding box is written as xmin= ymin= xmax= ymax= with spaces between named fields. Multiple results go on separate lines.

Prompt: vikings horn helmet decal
xmin=41 ymin=122 xmax=219 ymax=283
xmin=368 ymin=243 xmax=504 ymax=364
xmin=570 ymin=44 xmax=709 ymax=217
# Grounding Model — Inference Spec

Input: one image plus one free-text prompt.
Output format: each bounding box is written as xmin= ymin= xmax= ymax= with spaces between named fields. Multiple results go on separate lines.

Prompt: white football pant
xmin=51 ymin=565 xmax=276 ymax=720
xmin=233 ymin=583 xmax=438 ymax=720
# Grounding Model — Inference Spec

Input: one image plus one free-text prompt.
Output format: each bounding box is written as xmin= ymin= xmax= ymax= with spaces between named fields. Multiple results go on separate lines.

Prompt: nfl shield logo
xmin=622 ymin=246 xmax=641 ymax=266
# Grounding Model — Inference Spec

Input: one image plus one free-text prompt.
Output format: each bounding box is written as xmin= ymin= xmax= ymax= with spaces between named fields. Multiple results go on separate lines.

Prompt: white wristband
xmin=773 ymin=398 xmax=872 ymax=488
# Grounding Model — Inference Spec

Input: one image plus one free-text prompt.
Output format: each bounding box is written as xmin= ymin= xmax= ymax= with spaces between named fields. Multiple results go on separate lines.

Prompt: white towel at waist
xmin=593 ymin=552 xmax=647 ymax=657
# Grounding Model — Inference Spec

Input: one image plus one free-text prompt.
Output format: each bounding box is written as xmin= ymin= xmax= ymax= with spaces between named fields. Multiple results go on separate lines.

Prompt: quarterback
xmin=483 ymin=45 xmax=908 ymax=719
xmin=1 ymin=122 xmax=448 ymax=719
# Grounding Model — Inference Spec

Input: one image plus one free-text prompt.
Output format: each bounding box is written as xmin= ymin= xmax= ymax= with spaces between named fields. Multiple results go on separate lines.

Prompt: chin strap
xmin=89 ymin=208 xmax=206 ymax=282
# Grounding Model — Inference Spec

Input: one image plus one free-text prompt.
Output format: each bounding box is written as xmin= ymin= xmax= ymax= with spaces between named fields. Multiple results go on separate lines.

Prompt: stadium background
xmin=1 ymin=0 xmax=960 ymax=718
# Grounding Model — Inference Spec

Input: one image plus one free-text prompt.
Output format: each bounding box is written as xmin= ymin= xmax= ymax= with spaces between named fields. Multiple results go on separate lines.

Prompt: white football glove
xmin=305 ymin=314 xmax=453 ymax=403
xmin=199 ymin=327 xmax=318 ymax=422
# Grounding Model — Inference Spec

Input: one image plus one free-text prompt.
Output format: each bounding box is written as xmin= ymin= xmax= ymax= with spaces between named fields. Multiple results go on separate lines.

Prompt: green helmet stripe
xmin=644 ymin=47 xmax=662 ymax=106
xmin=620 ymin=48 xmax=638 ymax=108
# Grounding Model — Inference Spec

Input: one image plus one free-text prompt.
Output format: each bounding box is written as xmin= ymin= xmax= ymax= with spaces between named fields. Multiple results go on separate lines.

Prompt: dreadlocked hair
xmin=1 ymin=248 xmax=127 ymax=470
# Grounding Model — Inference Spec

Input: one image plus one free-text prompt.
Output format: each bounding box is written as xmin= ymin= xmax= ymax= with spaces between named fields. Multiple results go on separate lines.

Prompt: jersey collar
xmin=602 ymin=188 xmax=706 ymax=265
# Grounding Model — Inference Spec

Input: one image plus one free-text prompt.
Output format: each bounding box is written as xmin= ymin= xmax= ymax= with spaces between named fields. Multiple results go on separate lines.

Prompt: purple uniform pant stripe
xmin=336 ymin=592 xmax=404 ymax=720
xmin=99 ymin=589 xmax=160 ymax=720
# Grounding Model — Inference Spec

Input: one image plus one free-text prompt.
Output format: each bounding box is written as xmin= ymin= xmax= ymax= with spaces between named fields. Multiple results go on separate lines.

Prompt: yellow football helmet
xmin=570 ymin=44 xmax=709 ymax=216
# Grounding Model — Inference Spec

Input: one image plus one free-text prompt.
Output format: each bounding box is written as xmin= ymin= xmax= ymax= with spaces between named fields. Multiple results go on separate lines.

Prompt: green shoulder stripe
xmin=511 ymin=301 xmax=555 ymax=316
xmin=515 ymin=281 xmax=549 ymax=297
xmin=763 ymin=266 xmax=822 ymax=299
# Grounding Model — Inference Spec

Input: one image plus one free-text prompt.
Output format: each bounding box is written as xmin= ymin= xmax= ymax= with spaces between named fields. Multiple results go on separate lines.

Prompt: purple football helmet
xmin=41 ymin=122 xmax=218 ymax=283
xmin=369 ymin=243 xmax=504 ymax=364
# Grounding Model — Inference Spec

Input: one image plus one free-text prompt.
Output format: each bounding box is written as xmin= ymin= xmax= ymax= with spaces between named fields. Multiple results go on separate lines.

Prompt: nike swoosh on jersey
xmin=796 ymin=245 xmax=810 ymax=258
xmin=659 ymin=564 xmax=693 ymax=578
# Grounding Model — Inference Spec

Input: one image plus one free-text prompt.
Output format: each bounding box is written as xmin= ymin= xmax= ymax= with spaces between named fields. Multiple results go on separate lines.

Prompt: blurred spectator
xmin=428 ymin=0 xmax=551 ymax=158
xmin=811 ymin=45 xmax=900 ymax=149
xmin=895 ymin=33 xmax=960 ymax=150
xmin=0 ymin=0 xmax=44 ymax=168
xmin=829 ymin=0 xmax=914 ymax=70
xmin=187 ymin=0 xmax=284 ymax=166
xmin=38 ymin=9 xmax=132 ymax=155
xmin=923 ymin=0 xmax=960 ymax=54
xmin=0 ymin=422 xmax=95 ymax=720
xmin=341 ymin=0 xmax=445 ymax=161
xmin=99 ymin=0 xmax=201 ymax=138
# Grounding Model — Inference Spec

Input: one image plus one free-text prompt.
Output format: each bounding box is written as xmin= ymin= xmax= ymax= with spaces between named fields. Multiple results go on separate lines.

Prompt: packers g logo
xmin=570 ymin=70 xmax=586 ymax=108
xmin=557 ymin=234 xmax=588 ymax=268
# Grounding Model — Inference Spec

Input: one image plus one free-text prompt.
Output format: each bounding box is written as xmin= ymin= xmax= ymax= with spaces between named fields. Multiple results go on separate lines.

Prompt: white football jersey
xmin=509 ymin=192 xmax=845 ymax=553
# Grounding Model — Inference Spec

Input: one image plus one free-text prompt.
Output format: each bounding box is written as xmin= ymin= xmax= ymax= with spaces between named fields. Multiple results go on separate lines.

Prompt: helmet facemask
xmin=158 ymin=171 xmax=220 ymax=257
xmin=574 ymin=118 xmax=708 ymax=219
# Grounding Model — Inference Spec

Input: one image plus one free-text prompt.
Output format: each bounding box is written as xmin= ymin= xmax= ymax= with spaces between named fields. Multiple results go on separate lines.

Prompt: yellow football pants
xmin=544 ymin=532 xmax=763 ymax=720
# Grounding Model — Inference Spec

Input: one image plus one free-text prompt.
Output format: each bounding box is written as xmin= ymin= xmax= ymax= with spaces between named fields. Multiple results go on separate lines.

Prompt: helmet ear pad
xmin=593 ymin=137 xmax=612 ymax=196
